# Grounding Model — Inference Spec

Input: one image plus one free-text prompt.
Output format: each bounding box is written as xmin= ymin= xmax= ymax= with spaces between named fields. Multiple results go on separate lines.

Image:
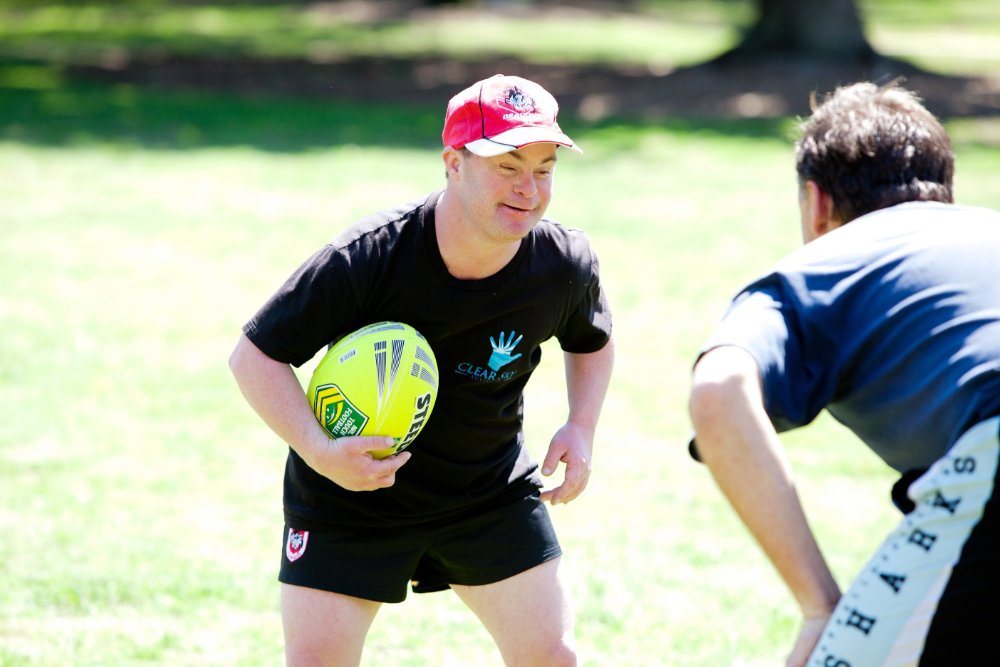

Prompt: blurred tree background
xmin=431 ymin=0 xmax=878 ymax=60
xmin=1 ymin=0 xmax=996 ymax=130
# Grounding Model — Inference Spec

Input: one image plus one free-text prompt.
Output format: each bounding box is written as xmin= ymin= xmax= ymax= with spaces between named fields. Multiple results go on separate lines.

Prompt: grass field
xmin=2 ymin=2 xmax=999 ymax=666
xmin=2 ymin=0 xmax=1000 ymax=75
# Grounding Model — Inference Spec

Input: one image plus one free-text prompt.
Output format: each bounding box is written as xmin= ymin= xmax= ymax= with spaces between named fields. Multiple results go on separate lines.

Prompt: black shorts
xmin=278 ymin=493 xmax=562 ymax=603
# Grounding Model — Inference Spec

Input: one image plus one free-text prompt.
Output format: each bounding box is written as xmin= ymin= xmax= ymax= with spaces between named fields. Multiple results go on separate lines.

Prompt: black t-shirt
xmin=244 ymin=191 xmax=612 ymax=528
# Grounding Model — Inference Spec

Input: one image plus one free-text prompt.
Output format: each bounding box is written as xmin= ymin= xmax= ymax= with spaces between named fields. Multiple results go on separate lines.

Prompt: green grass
xmin=2 ymin=2 xmax=1000 ymax=665
xmin=863 ymin=0 xmax=1000 ymax=74
xmin=3 ymin=89 xmax=999 ymax=665
xmin=2 ymin=0 xmax=999 ymax=74
xmin=0 ymin=0 xmax=743 ymax=69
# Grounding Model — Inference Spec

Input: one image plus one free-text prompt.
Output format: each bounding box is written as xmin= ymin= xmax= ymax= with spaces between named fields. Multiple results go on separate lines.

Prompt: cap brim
xmin=464 ymin=126 xmax=582 ymax=157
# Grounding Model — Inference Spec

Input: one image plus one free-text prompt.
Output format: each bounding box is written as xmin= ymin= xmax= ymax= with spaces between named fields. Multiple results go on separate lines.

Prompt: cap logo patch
xmin=499 ymin=86 xmax=538 ymax=120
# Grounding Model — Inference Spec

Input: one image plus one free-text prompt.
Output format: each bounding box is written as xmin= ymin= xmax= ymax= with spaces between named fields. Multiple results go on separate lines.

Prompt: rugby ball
xmin=307 ymin=321 xmax=439 ymax=459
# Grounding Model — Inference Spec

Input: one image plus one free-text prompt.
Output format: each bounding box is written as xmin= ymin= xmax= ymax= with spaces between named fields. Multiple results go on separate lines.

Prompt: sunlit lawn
xmin=2 ymin=1 xmax=1000 ymax=665
xmin=1 ymin=0 xmax=999 ymax=75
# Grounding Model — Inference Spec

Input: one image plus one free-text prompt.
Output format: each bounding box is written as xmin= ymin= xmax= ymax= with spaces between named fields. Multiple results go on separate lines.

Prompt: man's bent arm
xmin=228 ymin=333 xmax=407 ymax=491
xmin=688 ymin=346 xmax=841 ymax=628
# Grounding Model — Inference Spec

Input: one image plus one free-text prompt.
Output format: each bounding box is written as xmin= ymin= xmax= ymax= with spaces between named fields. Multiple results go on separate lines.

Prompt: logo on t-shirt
xmin=455 ymin=330 xmax=523 ymax=382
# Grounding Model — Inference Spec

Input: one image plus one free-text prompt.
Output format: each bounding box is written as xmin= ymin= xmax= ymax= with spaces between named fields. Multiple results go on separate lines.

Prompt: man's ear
xmin=802 ymin=180 xmax=841 ymax=240
xmin=442 ymin=147 xmax=463 ymax=179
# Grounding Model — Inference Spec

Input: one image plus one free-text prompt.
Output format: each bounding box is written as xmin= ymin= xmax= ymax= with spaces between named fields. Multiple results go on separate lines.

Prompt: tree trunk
xmin=733 ymin=0 xmax=877 ymax=61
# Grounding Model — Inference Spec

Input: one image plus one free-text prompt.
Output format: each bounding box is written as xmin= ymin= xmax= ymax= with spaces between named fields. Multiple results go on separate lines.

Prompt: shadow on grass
xmin=3 ymin=50 xmax=995 ymax=152
xmin=0 ymin=58 xmax=803 ymax=153
xmin=0 ymin=75 xmax=444 ymax=152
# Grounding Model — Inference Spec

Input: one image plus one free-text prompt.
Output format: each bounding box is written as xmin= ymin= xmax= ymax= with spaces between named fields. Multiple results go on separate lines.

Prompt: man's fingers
xmin=340 ymin=436 xmax=395 ymax=453
xmin=541 ymin=449 xmax=562 ymax=476
xmin=379 ymin=450 xmax=411 ymax=470
xmin=545 ymin=459 xmax=591 ymax=505
xmin=323 ymin=438 xmax=411 ymax=491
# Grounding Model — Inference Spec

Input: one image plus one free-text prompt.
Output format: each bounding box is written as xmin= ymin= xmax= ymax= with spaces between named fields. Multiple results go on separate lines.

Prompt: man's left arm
xmin=541 ymin=336 xmax=615 ymax=505
xmin=689 ymin=345 xmax=841 ymax=666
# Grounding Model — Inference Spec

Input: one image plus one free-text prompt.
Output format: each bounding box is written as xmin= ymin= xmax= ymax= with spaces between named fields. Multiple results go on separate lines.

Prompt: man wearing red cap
xmin=230 ymin=74 xmax=614 ymax=666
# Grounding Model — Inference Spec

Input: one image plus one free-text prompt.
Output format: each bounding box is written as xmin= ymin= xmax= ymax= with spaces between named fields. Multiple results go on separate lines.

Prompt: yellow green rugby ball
xmin=307 ymin=321 xmax=439 ymax=459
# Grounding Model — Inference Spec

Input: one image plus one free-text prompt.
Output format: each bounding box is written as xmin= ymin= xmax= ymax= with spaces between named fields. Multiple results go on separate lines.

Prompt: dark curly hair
xmin=795 ymin=81 xmax=954 ymax=223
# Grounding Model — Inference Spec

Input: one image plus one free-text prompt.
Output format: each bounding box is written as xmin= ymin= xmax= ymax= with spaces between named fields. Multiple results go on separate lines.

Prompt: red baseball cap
xmin=442 ymin=74 xmax=581 ymax=157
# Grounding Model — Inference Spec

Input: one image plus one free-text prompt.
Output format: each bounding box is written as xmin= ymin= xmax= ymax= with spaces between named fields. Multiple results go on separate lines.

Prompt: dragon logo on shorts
xmin=286 ymin=528 xmax=309 ymax=563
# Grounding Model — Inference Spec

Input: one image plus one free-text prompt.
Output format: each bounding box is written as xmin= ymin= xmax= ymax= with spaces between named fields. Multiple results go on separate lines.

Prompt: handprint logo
xmin=488 ymin=330 xmax=523 ymax=371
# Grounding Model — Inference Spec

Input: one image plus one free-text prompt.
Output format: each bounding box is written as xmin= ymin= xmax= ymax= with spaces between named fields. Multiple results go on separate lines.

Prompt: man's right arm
xmin=688 ymin=345 xmax=841 ymax=666
xmin=228 ymin=333 xmax=409 ymax=491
